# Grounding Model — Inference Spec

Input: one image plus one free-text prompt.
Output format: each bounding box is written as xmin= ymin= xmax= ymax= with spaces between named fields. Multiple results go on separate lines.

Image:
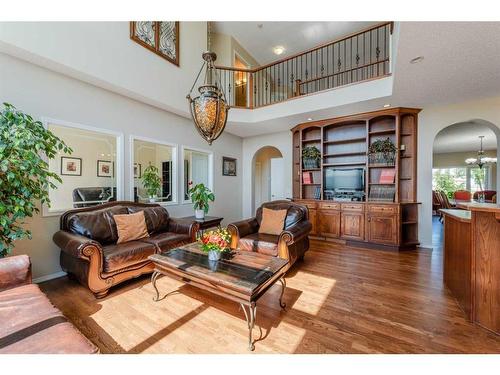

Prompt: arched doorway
xmin=431 ymin=120 xmax=499 ymax=249
xmin=252 ymin=146 xmax=284 ymax=212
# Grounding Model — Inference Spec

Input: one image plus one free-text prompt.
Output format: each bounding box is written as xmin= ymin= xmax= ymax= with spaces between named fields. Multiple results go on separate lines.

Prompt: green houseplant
xmin=0 ymin=103 xmax=71 ymax=257
xmin=141 ymin=164 xmax=162 ymax=202
xmin=302 ymin=146 xmax=321 ymax=169
xmin=188 ymin=182 xmax=215 ymax=219
xmin=368 ymin=137 xmax=397 ymax=166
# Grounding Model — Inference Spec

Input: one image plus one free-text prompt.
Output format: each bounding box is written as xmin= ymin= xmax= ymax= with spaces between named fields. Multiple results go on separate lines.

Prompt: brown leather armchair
xmin=228 ymin=200 xmax=312 ymax=271
xmin=53 ymin=201 xmax=198 ymax=298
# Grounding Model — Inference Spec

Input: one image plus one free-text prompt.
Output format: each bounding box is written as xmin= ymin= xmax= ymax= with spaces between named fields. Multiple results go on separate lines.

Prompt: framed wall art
xmin=222 ymin=157 xmax=237 ymax=176
xmin=130 ymin=21 xmax=179 ymax=66
xmin=97 ymin=160 xmax=114 ymax=178
xmin=134 ymin=163 xmax=142 ymax=178
xmin=60 ymin=157 xmax=82 ymax=176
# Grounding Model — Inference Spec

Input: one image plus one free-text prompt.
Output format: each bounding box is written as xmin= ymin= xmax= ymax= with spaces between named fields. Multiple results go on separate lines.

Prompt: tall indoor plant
xmin=0 ymin=103 xmax=71 ymax=257
xmin=141 ymin=164 xmax=162 ymax=202
xmin=188 ymin=182 xmax=215 ymax=219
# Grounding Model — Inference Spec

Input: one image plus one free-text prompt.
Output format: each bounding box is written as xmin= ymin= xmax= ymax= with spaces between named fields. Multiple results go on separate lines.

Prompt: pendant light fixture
xmin=186 ymin=22 xmax=230 ymax=145
xmin=465 ymin=135 xmax=497 ymax=169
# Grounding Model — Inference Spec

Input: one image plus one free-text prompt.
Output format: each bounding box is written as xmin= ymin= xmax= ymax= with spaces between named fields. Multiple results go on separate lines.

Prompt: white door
xmin=270 ymin=157 xmax=285 ymax=201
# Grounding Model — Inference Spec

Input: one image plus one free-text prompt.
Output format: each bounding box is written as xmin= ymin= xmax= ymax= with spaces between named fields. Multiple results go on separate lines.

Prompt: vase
xmin=149 ymin=196 xmax=157 ymax=203
xmin=303 ymin=158 xmax=319 ymax=169
xmin=195 ymin=209 xmax=205 ymax=220
xmin=208 ymin=250 xmax=221 ymax=261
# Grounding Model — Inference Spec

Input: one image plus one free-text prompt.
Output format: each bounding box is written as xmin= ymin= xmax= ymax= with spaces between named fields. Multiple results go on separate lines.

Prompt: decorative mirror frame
xmin=130 ymin=21 xmax=180 ymax=66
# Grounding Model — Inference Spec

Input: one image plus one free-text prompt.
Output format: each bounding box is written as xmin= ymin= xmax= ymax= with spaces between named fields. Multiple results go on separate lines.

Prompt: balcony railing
xmin=215 ymin=22 xmax=393 ymax=109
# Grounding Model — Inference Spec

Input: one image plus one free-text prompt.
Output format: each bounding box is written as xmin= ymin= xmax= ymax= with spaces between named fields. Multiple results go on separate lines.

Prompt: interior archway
xmin=251 ymin=146 xmax=284 ymax=213
xmin=431 ymin=119 xmax=499 ymax=249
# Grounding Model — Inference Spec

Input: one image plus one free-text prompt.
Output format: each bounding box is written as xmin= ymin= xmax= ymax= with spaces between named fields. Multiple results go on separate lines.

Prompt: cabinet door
xmin=367 ymin=215 xmax=398 ymax=245
xmin=318 ymin=210 xmax=341 ymax=238
xmin=309 ymin=208 xmax=318 ymax=236
xmin=341 ymin=212 xmax=365 ymax=241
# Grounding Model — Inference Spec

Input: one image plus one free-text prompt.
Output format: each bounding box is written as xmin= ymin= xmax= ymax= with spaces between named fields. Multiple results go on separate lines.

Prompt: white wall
xmin=0 ymin=52 xmax=243 ymax=280
xmin=0 ymin=22 xmax=207 ymax=118
xmin=242 ymin=131 xmax=293 ymax=217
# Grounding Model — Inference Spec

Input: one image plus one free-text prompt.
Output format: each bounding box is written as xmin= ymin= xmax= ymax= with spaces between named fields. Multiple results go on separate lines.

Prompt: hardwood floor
xmin=40 ymin=239 xmax=500 ymax=353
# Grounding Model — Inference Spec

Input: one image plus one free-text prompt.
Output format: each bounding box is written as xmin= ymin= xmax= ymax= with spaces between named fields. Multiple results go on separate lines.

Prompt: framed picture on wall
xmin=60 ymin=157 xmax=82 ymax=176
xmin=222 ymin=157 xmax=237 ymax=176
xmin=97 ymin=160 xmax=114 ymax=178
xmin=134 ymin=163 xmax=142 ymax=178
xmin=130 ymin=21 xmax=179 ymax=66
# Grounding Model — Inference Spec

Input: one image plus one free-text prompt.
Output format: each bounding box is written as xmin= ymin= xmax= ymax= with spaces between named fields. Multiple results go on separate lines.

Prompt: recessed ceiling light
xmin=273 ymin=46 xmax=285 ymax=55
xmin=410 ymin=56 xmax=424 ymax=64
xmin=307 ymin=117 xmax=313 ymax=121
xmin=383 ymin=104 xmax=391 ymax=108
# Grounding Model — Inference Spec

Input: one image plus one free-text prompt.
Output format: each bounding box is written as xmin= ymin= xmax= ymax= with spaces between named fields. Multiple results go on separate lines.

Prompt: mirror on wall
xmin=133 ymin=139 xmax=176 ymax=204
xmin=47 ymin=122 xmax=119 ymax=213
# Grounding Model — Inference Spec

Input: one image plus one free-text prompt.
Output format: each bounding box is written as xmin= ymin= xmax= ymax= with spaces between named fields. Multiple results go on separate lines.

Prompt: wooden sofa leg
xmin=94 ymin=290 xmax=109 ymax=299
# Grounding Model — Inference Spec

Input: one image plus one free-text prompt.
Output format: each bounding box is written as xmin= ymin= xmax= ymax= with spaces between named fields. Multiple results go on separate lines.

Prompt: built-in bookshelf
xmin=292 ymin=108 xmax=419 ymax=204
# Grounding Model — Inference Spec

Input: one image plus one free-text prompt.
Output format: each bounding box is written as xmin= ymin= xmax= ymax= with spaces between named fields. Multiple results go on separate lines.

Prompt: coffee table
xmin=148 ymin=242 xmax=288 ymax=351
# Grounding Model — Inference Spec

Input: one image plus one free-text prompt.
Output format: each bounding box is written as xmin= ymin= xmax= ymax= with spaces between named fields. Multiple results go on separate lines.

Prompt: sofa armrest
xmin=0 ymin=255 xmax=32 ymax=292
xmin=168 ymin=218 xmax=199 ymax=241
xmin=227 ymin=218 xmax=259 ymax=249
xmin=53 ymin=230 xmax=102 ymax=259
xmin=279 ymin=220 xmax=312 ymax=245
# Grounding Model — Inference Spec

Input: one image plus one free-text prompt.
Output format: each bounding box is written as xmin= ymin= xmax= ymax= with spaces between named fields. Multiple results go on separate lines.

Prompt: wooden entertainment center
xmin=292 ymin=107 xmax=421 ymax=250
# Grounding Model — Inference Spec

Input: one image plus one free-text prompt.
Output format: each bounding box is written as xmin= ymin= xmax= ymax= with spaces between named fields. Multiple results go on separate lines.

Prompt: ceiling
xmin=213 ymin=21 xmax=379 ymax=65
xmin=225 ymin=22 xmax=500 ymax=138
xmin=433 ymin=122 xmax=497 ymax=153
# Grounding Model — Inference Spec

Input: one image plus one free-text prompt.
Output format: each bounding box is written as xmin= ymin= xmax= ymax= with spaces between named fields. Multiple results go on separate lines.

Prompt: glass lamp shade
xmin=189 ymin=85 xmax=229 ymax=145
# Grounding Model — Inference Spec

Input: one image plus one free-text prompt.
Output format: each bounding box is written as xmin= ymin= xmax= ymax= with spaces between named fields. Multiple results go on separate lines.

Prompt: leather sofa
xmin=53 ymin=201 xmax=198 ymax=298
xmin=0 ymin=255 xmax=98 ymax=353
xmin=228 ymin=200 xmax=312 ymax=271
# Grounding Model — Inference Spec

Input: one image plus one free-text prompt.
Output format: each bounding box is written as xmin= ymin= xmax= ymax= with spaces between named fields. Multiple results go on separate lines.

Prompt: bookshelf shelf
xmin=369 ymin=129 xmax=396 ymax=135
xmin=324 ymin=151 xmax=366 ymax=158
xmin=303 ymin=183 xmax=321 ymax=186
xmin=323 ymin=137 xmax=366 ymax=145
xmin=369 ymin=183 xmax=396 ymax=185
xmin=368 ymin=164 xmax=395 ymax=168
xmin=323 ymin=162 xmax=366 ymax=167
xmin=302 ymin=168 xmax=321 ymax=171
xmin=302 ymin=138 xmax=321 ymax=143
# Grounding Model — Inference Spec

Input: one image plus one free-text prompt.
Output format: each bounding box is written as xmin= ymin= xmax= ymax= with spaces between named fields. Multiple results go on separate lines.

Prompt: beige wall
xmin=1 ymin=52 xmax=243 ymax=281
xmin=212 ymin=32 xmax=259 ymax=68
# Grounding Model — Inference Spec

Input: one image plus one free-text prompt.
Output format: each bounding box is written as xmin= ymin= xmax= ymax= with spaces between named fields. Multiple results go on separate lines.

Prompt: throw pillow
xmin=258 ymin=207 xmax=287 ymax=236
xmin=114 ymin=211 xmax=149 ymax=244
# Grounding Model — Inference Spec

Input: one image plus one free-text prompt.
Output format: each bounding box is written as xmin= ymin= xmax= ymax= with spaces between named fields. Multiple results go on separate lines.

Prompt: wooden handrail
xmin=215 ymin=21 xmax=393 ymax=73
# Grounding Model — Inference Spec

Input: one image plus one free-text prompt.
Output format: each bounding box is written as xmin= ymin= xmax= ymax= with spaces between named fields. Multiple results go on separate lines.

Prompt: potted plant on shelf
xmin=0 ymin=103 xmax=71 ymax=258
xmin=368 ymin=137 xmax=397 ymax=166
xmin=188 ymin=182 xmax=215 ymax=219
xmin=141 ymin=164 xmax=162 ymax=202
xmin=302 ymin=146 xmax=321 ymax=169
xmin=200 ymin=227 xmax=231 ymax=262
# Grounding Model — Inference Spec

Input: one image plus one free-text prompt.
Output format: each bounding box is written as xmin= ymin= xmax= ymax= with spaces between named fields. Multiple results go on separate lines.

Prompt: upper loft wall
xmin=212 ymin=32 xmax=259 ymax=68
xmin=0 ymin=22 xmax=207 ymax=118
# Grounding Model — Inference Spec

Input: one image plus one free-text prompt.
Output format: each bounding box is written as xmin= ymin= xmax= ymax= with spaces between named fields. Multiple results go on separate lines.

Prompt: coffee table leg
xmin=278 ymin=277 xmax=286 ymax=309
xmin=151 ymin=271 xmax=161 ymax=302
xmin=240 ymin=302 xmax=256 ymax=351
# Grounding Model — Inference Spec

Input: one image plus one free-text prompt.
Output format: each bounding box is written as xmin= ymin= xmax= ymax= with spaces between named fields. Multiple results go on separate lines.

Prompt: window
xmin=44 ymin=120 xmax=122 ymax=214
xmin=182 ymin=147 xmax=213 ymax=201
xmin=432 ymin=167 xmax=466 ymax=197
xmin=132 ymin=137 xmax=177 ymax=204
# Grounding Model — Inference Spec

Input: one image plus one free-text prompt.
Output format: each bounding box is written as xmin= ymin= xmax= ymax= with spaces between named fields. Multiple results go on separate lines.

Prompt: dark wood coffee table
xmin=148 ymin=242 xmax=288 ymax=351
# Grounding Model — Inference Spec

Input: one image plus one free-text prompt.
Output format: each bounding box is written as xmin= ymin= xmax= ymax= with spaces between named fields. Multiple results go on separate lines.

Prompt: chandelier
xmin=186 ymin=22 xmax=229 ymax=145
xmin=465 ymin=135 xmax=497 ymax=169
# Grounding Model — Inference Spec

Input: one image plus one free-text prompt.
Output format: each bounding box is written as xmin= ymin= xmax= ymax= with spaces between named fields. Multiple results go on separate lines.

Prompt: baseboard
xmin=33 ymin=271 xmax=67 ymax=284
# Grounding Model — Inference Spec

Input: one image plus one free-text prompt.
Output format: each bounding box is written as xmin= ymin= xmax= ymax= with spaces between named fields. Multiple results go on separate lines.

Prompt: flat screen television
xmin=324 ymin=168 xmax=365 ymax=191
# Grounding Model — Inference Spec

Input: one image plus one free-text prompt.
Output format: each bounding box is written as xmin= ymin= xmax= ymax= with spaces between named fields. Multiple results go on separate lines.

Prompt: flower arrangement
xmin=302 ymin=146 xmax=321 ymax=169
xmin=368 ymin=137 xmax=397 ymax=166
xmin=200 ymin=227 xmax=231 ymax=260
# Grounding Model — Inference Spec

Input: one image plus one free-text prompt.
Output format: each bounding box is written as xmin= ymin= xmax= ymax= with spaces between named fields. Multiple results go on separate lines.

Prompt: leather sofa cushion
xmin=239 ymin=233 xmax=279 ymax=256
xmin=128 ymin=206 xmax=170 ymax=234
xmin=0 ymin=284 xmax=98 ymax=354
xmin=67 ymin=205 xmax=128 ymax=245
xmin=258 ymin=208 xmax=287 ymax=235
xmin=140 ymin=232 xmax=192 ymax=253
xmin=114 ymin=211 xmax=149 ymax=244
xmin=102 ymin=240 xmax=156 ymax=273
xmin=256 ymin=201 xmax=307 ymax=229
